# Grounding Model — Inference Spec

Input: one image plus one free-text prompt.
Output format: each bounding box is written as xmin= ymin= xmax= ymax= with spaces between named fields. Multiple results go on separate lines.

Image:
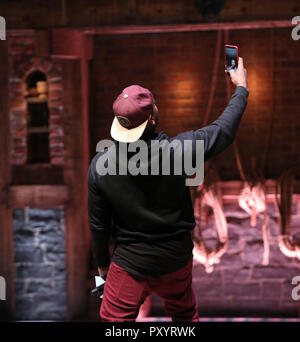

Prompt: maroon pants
xmin=100 ymin=257 xmax=199 ymax=322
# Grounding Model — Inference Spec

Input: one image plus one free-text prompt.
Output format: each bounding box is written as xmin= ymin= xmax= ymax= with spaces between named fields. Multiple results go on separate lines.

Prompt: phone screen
xmin=225 ymin=45 xmax=238 ymax=73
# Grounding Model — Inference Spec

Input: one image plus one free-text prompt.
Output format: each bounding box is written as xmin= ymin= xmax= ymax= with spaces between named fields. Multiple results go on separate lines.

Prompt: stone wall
xmin=13 ymin=207 xmax=67 ymax=320
xmin=151 ymin=202 xmax=300 ymax=317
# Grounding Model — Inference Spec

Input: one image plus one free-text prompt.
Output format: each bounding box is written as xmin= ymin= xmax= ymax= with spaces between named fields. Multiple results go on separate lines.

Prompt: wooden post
xmin=59 ymin=58 xmax=89 ymax=320
xmin=51 ymin=30 xmax=93 ymax=320
xmin=0 ymin=40 xmax=14 ymax=319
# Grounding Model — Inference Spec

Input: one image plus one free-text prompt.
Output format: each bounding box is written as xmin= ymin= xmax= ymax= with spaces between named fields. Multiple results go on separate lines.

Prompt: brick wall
xmin=91 ymin=27 xmax=300 ymax=180
xmin=7 ymin=32 xmax=67 ymax=320
xmin=8 ymin=31 xmax=64 ymax=165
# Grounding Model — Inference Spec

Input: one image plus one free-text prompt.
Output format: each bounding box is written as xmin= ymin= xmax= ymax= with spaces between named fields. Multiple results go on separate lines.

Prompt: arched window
xmin=25 ymin=70 xmax=50 ymax=164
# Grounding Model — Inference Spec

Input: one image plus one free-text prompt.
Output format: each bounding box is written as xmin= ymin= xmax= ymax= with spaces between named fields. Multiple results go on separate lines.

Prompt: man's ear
xmin=148 ymin=113 xmax=156 ymax=126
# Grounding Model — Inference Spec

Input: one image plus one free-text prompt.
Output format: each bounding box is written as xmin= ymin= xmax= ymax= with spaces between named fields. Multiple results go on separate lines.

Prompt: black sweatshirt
xmin=88 ymin=86 xmax=249 ymax=276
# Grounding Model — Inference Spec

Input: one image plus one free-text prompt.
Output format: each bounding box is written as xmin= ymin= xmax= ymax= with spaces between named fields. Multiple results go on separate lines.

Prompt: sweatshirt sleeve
xmin=172 ymin=86 xmax=249 ymax=161
xmin=87 ymin=161 xmax=112 ymax=268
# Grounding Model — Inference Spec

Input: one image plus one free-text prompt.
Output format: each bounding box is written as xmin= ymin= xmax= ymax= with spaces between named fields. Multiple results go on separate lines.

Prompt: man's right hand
xmin=98 ymin=266 xmax=109 ymax=280
xmin=229 ymin=57 xmax=248 ymax=91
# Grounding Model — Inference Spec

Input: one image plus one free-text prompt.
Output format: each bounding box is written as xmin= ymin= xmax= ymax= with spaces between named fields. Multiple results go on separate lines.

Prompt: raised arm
xmin=174 ymin=57 xmax=249 ymax=162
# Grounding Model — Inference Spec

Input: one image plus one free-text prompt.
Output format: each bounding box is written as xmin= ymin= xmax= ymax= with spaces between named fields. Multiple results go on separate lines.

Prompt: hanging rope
xmin=202 ymin=30 xmax=222 ymax=127
xmin=193 ymin=163 xmax=228 ymax=273
xmin=261 ymin=189 xmax=270 ymax=265
xmin=261 ymin=29 xmax=275 ymax=174
xmin=225 ymin=29 xmax=275 ymax=265
xmin=192 ymin=30 xmax=228 ymax=273
xmin=260 ymin=28 xmax=276 ymax=265
xmin=238 ymin=175 xmax=266 ymax=226
xmin=275 ymin=165 xmax=300 ymax=259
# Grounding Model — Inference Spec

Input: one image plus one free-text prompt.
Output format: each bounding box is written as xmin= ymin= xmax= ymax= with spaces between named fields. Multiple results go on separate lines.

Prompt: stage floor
xmin=138 ymin=317 xmax=300 ymax=322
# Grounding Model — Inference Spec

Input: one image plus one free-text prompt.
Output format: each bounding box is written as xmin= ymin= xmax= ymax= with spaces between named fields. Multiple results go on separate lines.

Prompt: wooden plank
xmin=220 ymin=180 xmax=300 ymax=203
xmin=0 ymin=40 xmax=14 ymax=319
xmin=8 ymin=185 xmax=69 ymax=208
xmin=12 ymin=165 xmax=64 ymax=185
xmin=51 ymin=35 xmax=93 ymax=319
xmin=58 ymin=57 xmax=89 ymax=320
xmin=7 ymin=181 xmax=299 ymax=207
xmin=51 ymin=30 xmax=83 ymax=57
xmin=51 ymin=30 xmax=94 ymax=60
xmin=2 ymin=0 xmax=299 ymax=29
xmin=34 ymin=29 xmax=50 ymax=57
xmin=84 ymin=19 xmax=293 ymax=36
xmin=80 ymin=35 xmax=92 ymax=258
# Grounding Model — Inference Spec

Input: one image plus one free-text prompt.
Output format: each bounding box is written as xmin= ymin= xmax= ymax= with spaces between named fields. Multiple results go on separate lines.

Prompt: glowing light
xmin=193 ymin=188 xmax=228 ymax=273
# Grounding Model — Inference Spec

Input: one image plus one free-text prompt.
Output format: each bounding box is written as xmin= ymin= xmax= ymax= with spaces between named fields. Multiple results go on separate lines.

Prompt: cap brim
xmin=110 ymin=117 xmax=148 ymax=143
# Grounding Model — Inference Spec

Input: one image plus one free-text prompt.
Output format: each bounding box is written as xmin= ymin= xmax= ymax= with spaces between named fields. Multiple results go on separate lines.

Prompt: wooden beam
xmin=34 ymin=30 xmax=51 ymax=57
xmin=6 ymin=29 xmax=35 ymax=36
xmin=59 ymin=57 xmax=89 ymax=320
xmin=51 ymin=30 xmax=94 ymax=60
xmin=7 ymin=180 xmax=300 ymax=207
xmin=80 ymin=35 xmax=92 ymax=258
xmin=2 ymin=0 xmax=299 ymax=30
xmin=83 ymin=19 xmax=293 ymax=36
xmin=8 ymin=185 xmax=69 ymax=208
xmin=0 ymin=40 xmax=14 ymax=319
xmin=51 ymin=30 xmax=84 ymax=57
xmin=50 ymin=33 xmax=93 ymax=320
xmin=220 ymin=180 xmax=300 ymax=203
xmin=12 ymin=165 xmax=64 ymax=185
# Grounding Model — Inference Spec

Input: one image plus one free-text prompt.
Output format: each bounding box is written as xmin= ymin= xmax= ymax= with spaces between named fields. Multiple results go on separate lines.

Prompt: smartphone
xmin=225 ymin=44 xmax=238 ymax=75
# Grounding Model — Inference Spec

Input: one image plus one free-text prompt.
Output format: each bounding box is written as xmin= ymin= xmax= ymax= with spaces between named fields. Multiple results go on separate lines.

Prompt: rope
xmin=261 ymin=188 xmax=270 ymax=265
xmin=202 ymin=30 xmax=222 ymax=127
xmin=193 ymin=164 xmax=228 ymax=273
xmin=192 ymin=30 xmax=228 ymax=272
xmin=260 ymin=29 xmax=276 ymax=264
xmin=261 ymin=28 xmax=275 ymax=174
xmin=275 ymin=165 xmax=300 ymax=259
xmin=225 ymin=29 xmax=272 ymax=264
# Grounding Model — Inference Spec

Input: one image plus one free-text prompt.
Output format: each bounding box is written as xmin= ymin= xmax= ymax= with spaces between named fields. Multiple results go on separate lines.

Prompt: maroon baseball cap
xmin=111 ymin=85 xmax=154 ymax=142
